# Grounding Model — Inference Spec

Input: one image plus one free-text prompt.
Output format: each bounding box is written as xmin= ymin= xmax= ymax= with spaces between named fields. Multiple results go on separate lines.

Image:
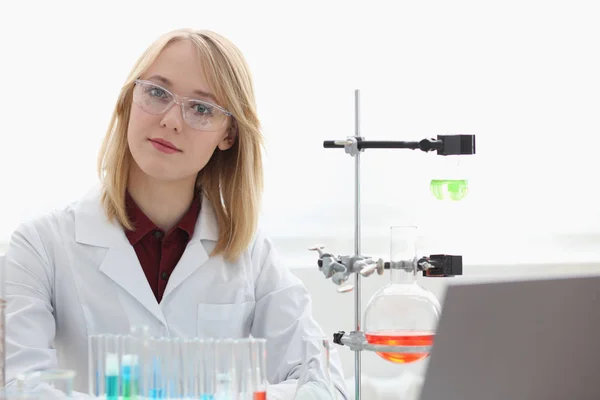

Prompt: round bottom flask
xmin=364 ymin=226 xmax=441 ymax=364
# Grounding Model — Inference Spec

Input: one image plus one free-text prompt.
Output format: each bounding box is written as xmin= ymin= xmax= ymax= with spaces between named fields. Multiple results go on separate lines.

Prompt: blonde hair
xmin=97 ymin=28 xmax=263 ymax=261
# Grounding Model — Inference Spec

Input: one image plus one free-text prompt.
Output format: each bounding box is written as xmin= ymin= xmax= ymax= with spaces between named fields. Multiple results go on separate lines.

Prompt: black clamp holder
xmin=323 ymin=134 xmax=476 ymax=156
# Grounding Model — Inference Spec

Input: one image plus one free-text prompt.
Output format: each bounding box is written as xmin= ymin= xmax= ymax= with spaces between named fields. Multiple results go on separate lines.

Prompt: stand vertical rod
xmin=353 ymin=89 xmax=362 ymax=400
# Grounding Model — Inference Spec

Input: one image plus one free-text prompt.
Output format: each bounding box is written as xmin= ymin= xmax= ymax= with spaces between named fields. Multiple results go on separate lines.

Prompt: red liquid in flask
xmin=365 ymin=330 xmax=435 ymax=363
xmin=253 ymin=392 xmax=266 ymax=400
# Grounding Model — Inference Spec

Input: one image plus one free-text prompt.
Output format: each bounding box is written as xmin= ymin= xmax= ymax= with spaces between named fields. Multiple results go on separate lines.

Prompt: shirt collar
xmin=124 ymin=190 xmax=202 ymax=245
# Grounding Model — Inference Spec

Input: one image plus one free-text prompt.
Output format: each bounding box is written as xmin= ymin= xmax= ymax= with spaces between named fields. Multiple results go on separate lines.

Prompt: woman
xmin=4 ymin=28 xmax=348 ymax=399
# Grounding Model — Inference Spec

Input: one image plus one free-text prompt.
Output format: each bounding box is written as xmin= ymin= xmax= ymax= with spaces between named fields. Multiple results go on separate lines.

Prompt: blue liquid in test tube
xmin=105 ymin=353 xmax=119 ymax=400
xmin=122 ymin=354 xmax=140 ymax=400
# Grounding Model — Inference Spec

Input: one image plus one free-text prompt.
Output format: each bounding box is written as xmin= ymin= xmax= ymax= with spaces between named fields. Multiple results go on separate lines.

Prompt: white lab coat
xmin=4 ymin=185 xmax=348 ymax=399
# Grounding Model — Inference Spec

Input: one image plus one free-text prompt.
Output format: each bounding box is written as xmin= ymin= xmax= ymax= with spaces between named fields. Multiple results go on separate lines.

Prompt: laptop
xmin=418 ymin=274 xmax=600 ymax=400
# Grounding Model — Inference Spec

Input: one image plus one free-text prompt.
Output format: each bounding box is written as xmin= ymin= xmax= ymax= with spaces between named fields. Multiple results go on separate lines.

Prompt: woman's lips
xmin=149 ymin=138 xmax=181 ymax=154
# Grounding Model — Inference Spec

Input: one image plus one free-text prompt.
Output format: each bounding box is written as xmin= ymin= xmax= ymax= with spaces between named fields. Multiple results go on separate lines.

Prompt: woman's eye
xmin=148 ymin=87 xmax=167 ymax=98
xmin=193 ymin=103 xmax=212 ymax=114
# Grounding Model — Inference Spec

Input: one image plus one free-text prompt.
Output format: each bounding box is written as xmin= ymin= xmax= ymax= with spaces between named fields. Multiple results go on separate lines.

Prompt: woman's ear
xmin=217 ymin=120 xmax=237 ymax=151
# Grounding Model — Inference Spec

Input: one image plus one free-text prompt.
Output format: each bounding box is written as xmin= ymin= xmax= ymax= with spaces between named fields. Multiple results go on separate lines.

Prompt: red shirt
xmin=124 ymin=191 xmax=201 ymax=303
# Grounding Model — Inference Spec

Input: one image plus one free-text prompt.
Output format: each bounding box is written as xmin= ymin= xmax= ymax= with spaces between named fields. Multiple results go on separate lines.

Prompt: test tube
xmin=88 ymin=334 xmax=105 ymax=397
xmin=121 ymin=335 xmax=140 ymax=400
xmin=250 ymin=339 xmax=268 ymax=400
xmin=87 ymin=333 xmax=123 ymax=399
xmin=182 ymin=339 xmax=199 ymax=398
xmin=200 ymin=339 xmax=216 ymax=400
xmin=168 ymin=337 xmax=183 ymax=399
xmin=149 ymin=337 xmax=169 ymax=399
xmin=133 ymin=326 xmax=152 ymax=398
xmin=105 ymin=334 xmax=121 ymax=400
xmin=234 ymin=339 xmax=252 ymax=400
xmin=215 ymin=339 xmax=236 ymax=400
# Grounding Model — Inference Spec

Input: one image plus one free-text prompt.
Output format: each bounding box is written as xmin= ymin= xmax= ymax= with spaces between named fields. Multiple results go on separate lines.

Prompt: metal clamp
xmin=333 ymin=136 xmax=361 ymax=157
xmin=309 ymin=246 xmax=384 ymax=293
xmin=333 ymin=331 xmax=433 ymax=354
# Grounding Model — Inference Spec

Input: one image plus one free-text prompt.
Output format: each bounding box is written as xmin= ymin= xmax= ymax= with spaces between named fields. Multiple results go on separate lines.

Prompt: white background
xmin=1 ymin=0 xmax=599 ymax=267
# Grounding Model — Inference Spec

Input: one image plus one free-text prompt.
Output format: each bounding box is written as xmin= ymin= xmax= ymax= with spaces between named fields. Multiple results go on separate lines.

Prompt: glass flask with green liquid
xmin=430 ymin=155 xmax=468 ymax=201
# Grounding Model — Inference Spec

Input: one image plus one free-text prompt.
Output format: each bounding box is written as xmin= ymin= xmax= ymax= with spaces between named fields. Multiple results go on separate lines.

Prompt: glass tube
xmin=135 ymin=327 xmax=152 ymax=399
xmin=234 ymin=339 xmax=252 ymax=400
xmin=149 ymin=337 xmax=169 ymax=399
xmin=120 ymin=335 xmax=140 ymax=400
xmin=167 ymin=337 xmax=183 ymax=399
xmin=87 ymin=334 xmax=122 ymax=399
xmin=200 ymin=339 xmax=216 ymax=400
xmin=215 ymin=339 xmax=236 ymax=400
xmin=250 ymin=338 xmax=267 ymax=400
xmin=182 ymin=339 xmax=199 ymax=398
xmin=105 ymin=334 xmax=121 ymax=400
xmin=87 ymin=334 xmax=105 ymax=397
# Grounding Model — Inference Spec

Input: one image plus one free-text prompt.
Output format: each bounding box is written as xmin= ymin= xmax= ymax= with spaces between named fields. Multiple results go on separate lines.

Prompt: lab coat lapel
xmin=98 ymin=245 xmax=166 ymax=325
xmin=74 ymin=185 xmax=166 ymax=326
xmin=162 ymin=195 xmax=217 ymax=300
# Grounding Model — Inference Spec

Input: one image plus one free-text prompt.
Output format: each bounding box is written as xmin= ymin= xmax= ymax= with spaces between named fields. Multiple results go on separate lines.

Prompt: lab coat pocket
xmin=197 ymin=302 xmax=255 ymax=338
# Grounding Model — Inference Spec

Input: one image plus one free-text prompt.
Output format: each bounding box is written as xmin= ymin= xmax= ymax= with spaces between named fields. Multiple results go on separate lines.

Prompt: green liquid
xmin=122 ymin=379 xmax=139 ymax=400
xmin=430 ymin=179 xmax=468 ymax=201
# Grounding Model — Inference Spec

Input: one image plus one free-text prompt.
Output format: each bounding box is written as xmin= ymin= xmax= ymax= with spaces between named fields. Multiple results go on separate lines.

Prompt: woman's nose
xmin=159 ymin=102 xmax=184 ymax=132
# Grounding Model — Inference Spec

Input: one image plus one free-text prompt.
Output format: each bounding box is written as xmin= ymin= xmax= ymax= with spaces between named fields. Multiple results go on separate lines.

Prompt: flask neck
xmin=390 ymin=260 xmax=417 ymax=284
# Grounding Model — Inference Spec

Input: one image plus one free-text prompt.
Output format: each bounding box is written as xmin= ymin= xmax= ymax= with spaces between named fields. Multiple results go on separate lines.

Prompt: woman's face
xmin=127 ymin=39 xmax=234 ymax=184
